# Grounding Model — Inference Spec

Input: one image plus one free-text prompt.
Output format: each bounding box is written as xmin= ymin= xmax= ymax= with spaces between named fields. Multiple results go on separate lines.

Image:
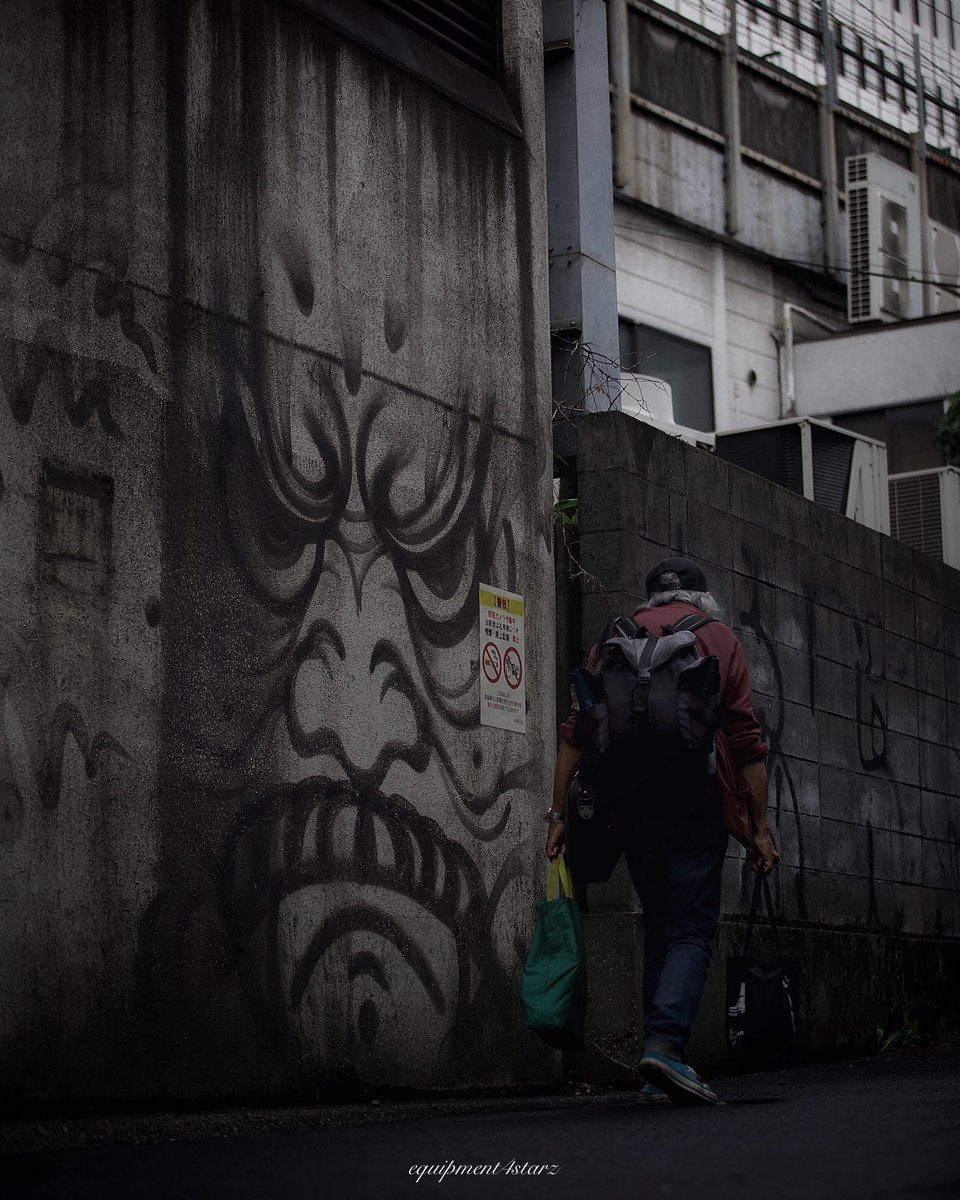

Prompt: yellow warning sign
xmin=479 ymin=583 xmax=526 ymax=735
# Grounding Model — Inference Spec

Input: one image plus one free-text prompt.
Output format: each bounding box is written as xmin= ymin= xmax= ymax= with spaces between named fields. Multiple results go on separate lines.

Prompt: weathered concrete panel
xmin=628 ymin=119 xmax=725 ymax=232
xmin=738 ymin=163 xmax=824 ymax=265
xmin=1 ymin=0 xmax=554 ymax=1108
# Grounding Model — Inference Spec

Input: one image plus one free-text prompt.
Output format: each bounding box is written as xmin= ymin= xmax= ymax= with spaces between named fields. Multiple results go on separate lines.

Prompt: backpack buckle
xmin=632 ymin=672 xmax=651 ymax=718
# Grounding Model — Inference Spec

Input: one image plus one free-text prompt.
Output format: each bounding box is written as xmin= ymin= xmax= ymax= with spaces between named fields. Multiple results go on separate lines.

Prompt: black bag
xmin=726 ymin=872 xmax=801 ymax=1069
xmin=563 ymin=774 xmax=625 ymax=885
xmin=568 ymin=613 xmax=722 ymax=808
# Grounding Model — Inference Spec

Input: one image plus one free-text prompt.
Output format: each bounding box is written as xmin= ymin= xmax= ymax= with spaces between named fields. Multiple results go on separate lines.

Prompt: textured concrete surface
xmin=0 ymin=0 xmax=555 ymax=1107
xmin=3 ymin=1051 xmax=960 ymax=1198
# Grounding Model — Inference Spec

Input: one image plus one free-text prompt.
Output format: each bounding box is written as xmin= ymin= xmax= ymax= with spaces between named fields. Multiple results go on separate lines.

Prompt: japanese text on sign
xmin=479 ymin=584 xmax=526 ymax=734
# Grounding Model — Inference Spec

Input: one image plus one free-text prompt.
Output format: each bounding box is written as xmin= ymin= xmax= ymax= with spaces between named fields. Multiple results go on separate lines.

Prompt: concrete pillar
xmin=544 ymin=0 xmax=621 ymax=414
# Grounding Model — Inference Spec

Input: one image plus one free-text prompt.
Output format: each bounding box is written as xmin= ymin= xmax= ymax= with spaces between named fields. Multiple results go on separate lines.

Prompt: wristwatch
xmin=544 ymin=809 xmax=566 ymax=822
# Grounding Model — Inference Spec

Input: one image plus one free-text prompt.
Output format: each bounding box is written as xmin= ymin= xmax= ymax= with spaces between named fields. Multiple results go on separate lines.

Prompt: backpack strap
xmin=668 ymin=613 xmax=714 ymax=634
xmin=598 ymin=615 xmax=646 ymax=650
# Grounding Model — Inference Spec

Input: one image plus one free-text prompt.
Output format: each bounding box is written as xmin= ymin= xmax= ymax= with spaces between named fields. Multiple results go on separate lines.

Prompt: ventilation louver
xmin=365 ymin=0 xmax=501 ymax=77
xmin=889 ymin=467 xmax=960 ymax=567
xmin=715 ymin=418 xmax=889 ymax=533
xmin=844 ymin=155 xmax=921 ymax=323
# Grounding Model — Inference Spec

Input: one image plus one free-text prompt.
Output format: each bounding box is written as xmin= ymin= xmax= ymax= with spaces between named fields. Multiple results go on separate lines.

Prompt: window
xmin=834 ymin=400 xmax=947 ymax=474
xmin=630 ymin=10 xmax=723 ymax=134
xmin=740 ymin=66 xmax=821 ymax=179
xmin=619 ymin=320 xmax=715 ymax=433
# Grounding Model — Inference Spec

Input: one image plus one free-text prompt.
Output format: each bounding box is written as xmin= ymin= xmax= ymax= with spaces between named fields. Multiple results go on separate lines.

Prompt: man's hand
xmin=545 ymin=741 xmax=580 ymax=861
xmin=545 ymin=819 xmax=566 ymax=860
xmin=748 ymin=828 xmax=779 ymax=874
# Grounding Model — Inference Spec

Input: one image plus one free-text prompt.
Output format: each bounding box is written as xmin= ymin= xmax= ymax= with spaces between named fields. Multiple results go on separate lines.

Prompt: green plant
xmin=876 ymin=1026 xmax=902 ymax=1054
xmin=876 ymin=1018 xmax=921 ymax=1055
xmin=554 ymin=498 xmax=579 ymax=529
xmin=934 ymin=391 xmax=960 ymax=466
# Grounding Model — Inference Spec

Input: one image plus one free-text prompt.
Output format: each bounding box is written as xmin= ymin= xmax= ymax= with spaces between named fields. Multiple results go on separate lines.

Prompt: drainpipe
xmin=913 ymin=33 xmax=931 ymax=316
xmin=818 ymin=0 xmax=840 ymax=272
xmin=780 ymin=303 xmax=847 ymax=419
xmin=608 ymin=0 xmax=631 ymax=192
xmin=782 ymin=302 xmax=796 ymax=419
xmin=722 ymin=0 xmax=742 ymax=236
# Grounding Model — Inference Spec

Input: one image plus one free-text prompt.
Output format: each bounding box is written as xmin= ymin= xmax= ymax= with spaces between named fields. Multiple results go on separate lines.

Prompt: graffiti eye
xmin=256 ymin=504 xmax=307 ymax=569
xmin=357 ymin=397 xmax=497 ymax=650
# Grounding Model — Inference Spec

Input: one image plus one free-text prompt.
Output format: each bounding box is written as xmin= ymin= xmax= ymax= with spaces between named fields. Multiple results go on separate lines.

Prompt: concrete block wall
xmin=0 ymin=0 xmax=555 ymax=1109
xmin=567 ymin=412 xmax=960 ymax=1074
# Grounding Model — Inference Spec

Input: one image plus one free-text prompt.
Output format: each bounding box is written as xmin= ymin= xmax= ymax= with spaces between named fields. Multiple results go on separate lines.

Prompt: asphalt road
xmin=4 ymin=1051 xmax=960 ymax=1200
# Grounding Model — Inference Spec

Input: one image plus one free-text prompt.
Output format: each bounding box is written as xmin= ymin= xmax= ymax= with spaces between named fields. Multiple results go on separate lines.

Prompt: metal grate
xmin=714 ymin=425 xmax=804 ymax=494
xmin=846 ymin=154 xmax=869 ymax=184
xmin=847 ymin=184 xmax=871 ymax=319
xmin=889 ymin=474 xmax=943 ymax=560
xmin=811 ymin=424 xmax=854 ymax=512
xmin=364 ymin=1 xmax=501 ymax=77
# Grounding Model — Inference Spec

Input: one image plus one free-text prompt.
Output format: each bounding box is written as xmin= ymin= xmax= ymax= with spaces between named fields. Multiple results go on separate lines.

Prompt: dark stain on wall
xmin=853 ymin=621 xmax=888 ymax=773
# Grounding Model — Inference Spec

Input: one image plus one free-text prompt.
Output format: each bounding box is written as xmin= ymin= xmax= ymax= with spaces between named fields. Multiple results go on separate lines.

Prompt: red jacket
xmin=561 ymin=601 xmax=766 ymax=847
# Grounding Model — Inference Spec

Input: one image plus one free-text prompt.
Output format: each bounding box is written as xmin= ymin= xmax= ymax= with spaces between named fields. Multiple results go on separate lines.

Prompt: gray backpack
xmin=569 ymin=613 xmax=723 ymax=805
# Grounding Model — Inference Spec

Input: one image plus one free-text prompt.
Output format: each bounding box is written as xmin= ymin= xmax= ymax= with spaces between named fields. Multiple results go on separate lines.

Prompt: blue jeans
xmin=623 ymin=773 xmax=727 ymax=1061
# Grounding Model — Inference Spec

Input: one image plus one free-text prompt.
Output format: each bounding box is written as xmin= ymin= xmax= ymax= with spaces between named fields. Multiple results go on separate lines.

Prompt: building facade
xmin=610 ymin=0 xmax=960 ymax=489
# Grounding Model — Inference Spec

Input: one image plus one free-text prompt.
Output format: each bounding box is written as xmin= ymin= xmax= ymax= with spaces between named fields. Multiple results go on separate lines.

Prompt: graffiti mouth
xmin=224 ymin=774 xmax=485 ymax=1021
xmin=288 ymin=900 xmax=446 ymax=1013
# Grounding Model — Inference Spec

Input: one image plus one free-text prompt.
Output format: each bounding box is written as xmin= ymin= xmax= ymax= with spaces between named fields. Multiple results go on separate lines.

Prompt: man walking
xmin=546 ymin=557 xmax=778 ymax=1105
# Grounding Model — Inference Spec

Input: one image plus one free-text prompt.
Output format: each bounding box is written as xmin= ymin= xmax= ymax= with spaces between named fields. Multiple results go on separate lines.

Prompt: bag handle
xmin=742 ymin=871 xmax=782 ymax=957
xmin=547 ymin=855 xmax=575 ymax=900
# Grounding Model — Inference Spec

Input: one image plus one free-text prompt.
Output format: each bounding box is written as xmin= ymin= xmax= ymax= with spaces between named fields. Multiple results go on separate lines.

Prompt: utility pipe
xmin=779 ymin=303 xmax=846 ymax=419
xmin=608 ymin=0 xmax=631 ymax=191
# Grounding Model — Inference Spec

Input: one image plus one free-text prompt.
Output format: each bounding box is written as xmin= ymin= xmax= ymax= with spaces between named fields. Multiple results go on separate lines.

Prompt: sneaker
xmin=638 ymin=1082 xmax=671 ymax=1105
xmin=639 ymin=1052 xmax=720 ymax=1106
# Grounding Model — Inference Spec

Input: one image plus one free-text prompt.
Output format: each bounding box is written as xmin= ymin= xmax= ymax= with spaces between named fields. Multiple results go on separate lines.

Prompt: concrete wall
xmin=794 ymin=314 xmax=960 ymax=415
xmin=615 ymin=205 xmax=842 ymax=429
xmin=566 ymin=412 xmax=960 ymax=1075
xmin=0 ymin=0 xmax=555 ymax=1109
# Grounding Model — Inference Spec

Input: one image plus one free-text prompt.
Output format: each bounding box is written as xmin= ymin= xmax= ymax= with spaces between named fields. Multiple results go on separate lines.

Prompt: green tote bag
xmin=520 ymin=855 xmax=587 ymax=1051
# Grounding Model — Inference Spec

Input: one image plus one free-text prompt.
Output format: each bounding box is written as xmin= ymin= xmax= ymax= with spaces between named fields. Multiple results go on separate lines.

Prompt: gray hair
xmin=643 ymin=588 xmax=725 ymax=622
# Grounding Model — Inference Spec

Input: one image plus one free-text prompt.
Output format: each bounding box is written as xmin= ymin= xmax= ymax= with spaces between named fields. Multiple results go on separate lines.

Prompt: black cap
xmin=645 ymin=556 xmax=708 ymax=595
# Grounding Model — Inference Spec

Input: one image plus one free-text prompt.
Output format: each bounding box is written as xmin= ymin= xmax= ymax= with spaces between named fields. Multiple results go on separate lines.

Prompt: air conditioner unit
xmin=924 ymin=219 xmax=960 ymax=315
xmin=845 ymin=154 xmax=922 ymax=324
xmin=619 ymin=373 xmax=716 ymax=449
xmin=889 ymin=467 xmax=960 ymax=569
xmin=714 ymin=417 xmax=890 ymax=533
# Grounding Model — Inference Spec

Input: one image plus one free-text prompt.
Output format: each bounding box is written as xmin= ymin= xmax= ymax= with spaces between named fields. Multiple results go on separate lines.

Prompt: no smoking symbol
xmin=482 ymin=641 xmax=502 ymax=683
xmin=504 ymin=646 xmax=523 ymax=689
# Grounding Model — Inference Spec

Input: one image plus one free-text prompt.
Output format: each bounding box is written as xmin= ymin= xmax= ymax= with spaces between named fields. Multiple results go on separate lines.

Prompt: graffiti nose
xmin=290 ymin=555 xmax=421 ymax=781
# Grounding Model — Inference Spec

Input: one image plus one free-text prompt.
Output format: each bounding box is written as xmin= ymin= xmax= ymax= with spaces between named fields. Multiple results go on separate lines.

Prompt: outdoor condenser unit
xmin=924 ymin=219 xmax=960 ymax=315
xmin=714 ymin=418 xmax=890 ymax=533
xmin=889 ymin=467 xmax=960 ymax=569
xmin=619 ymin=373 xmax=716 ymax=450
xmin=845 ymin=154 xmax=922 ymax=324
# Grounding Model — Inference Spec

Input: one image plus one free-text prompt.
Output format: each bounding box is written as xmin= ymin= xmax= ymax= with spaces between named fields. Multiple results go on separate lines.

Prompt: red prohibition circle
xmin=504 ymin=646 xmax=523 ymax=689
xmin=482 ymin=641 xmax=502 ymax=684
